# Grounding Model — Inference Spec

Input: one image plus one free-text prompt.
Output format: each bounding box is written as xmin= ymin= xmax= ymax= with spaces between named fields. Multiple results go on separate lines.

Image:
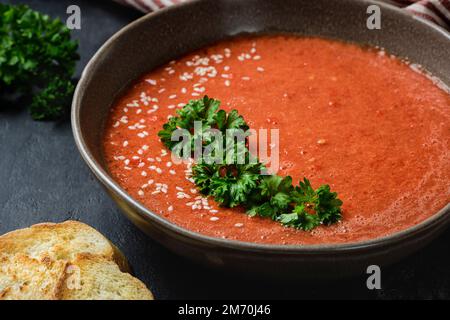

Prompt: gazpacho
xmin=103 ymin=36 xmax=450 ymax=245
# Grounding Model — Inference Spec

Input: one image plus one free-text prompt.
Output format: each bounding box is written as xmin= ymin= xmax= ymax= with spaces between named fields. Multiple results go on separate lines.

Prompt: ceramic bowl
xmin=72 ymin=0 xmax=450 ymax=277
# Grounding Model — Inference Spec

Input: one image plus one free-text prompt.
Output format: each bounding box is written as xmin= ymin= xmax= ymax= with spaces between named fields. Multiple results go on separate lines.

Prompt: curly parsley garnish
xmin=0 ymin=4 xmax=79 ymax=120
xmin=159 ymin=96 xmax=343 ymax=231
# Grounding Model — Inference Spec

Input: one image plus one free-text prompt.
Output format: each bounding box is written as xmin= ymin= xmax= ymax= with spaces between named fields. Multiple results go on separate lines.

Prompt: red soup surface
xmin=103 ymin=36 xmax=450 ymax=245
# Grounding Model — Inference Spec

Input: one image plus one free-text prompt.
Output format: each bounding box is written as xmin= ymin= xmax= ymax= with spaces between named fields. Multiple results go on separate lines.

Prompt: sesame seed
xmin=194 ymin=86 xmax=205 ymax=93
xmin=210 ymin=217 xmax=219 ymax=221
xmin=234 ymin=223 xmax=244 ymax=228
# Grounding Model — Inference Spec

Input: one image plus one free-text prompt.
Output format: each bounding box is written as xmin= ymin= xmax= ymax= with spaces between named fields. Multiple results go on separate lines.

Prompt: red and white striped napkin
xmin=115 ymin=0 xmax=188 ymax=12
xmin=387 ymin=0 xmax=450 ymax=29
xmin=114 ymin=0 xmax=450 ymax=31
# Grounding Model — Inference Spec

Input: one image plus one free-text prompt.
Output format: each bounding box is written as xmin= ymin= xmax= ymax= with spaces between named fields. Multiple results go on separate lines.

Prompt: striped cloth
xmin=115 ymin=0 xmax=188 ymax=12
xmin=387 ymin=0 xmax=450 ymax=29
xmin=114 ymin=0 xmax=450 ymax=31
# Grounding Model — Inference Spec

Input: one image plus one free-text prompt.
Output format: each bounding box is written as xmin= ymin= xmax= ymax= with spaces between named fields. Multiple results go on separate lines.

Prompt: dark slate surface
xmin=0 ymin=0 xmax=449 ymax=300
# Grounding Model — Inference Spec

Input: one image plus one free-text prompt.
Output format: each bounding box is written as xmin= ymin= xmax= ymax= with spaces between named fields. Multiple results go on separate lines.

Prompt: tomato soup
xmin=103 ymin=36 xmax=450 ymax=245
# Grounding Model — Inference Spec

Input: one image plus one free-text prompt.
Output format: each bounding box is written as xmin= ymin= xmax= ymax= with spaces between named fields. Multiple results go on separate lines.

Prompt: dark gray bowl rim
xmin=72 ymin=0 xmax=450 ymax=254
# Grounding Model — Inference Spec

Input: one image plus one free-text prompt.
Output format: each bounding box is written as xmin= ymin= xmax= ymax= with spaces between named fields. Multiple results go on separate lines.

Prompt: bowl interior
xmin=73 ymin=0 xmax=450 ymax=251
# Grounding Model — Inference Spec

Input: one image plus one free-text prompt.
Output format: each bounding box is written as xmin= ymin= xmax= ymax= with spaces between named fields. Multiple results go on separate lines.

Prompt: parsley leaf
xmin=158 ymin=96 xmax=249 ymax=153
xmin=247 ymin=175 xmax=293 ymax=219
xmin=278 ymin=205 xmax=321 ymax=231
xmin=193 ymin=161 xmax=263 ymax=208
xmin=288 ymin=178 xmax=343 ymax=229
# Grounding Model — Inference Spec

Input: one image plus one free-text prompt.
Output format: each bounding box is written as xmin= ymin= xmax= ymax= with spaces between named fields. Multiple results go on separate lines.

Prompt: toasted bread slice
xmin=0 ymin=221 xmax=129 ymax=272
xmin=0 ymin=254 xmax=67 ymax=300
xmin=59 ymin=254 xmax=153 ymax=300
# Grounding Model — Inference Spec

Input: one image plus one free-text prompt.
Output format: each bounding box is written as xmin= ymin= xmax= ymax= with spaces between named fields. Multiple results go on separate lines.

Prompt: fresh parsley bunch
xmin=160 ymin=96 xmax=343 ymax=231
xmin=0 ymin=4 xmax=79 ymax=120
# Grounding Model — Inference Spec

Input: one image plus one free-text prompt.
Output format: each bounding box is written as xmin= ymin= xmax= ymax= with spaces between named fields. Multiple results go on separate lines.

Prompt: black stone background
xmin=0 ymin=0 xmax=449 ymax=300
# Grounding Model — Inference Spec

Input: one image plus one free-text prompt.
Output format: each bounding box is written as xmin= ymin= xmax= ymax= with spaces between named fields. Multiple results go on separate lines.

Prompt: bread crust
xmin=0 ymin=221 xmax=153 ymax=300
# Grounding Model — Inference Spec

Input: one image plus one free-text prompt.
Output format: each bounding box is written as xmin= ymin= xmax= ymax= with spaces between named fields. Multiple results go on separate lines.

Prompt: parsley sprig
xmin=159 ymin=97 xmax=248 ymax=151
xmin=159 ymin=96 xmax=343 ymax=231
xmin=0 ymin=4 xmax=79 ymax=120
